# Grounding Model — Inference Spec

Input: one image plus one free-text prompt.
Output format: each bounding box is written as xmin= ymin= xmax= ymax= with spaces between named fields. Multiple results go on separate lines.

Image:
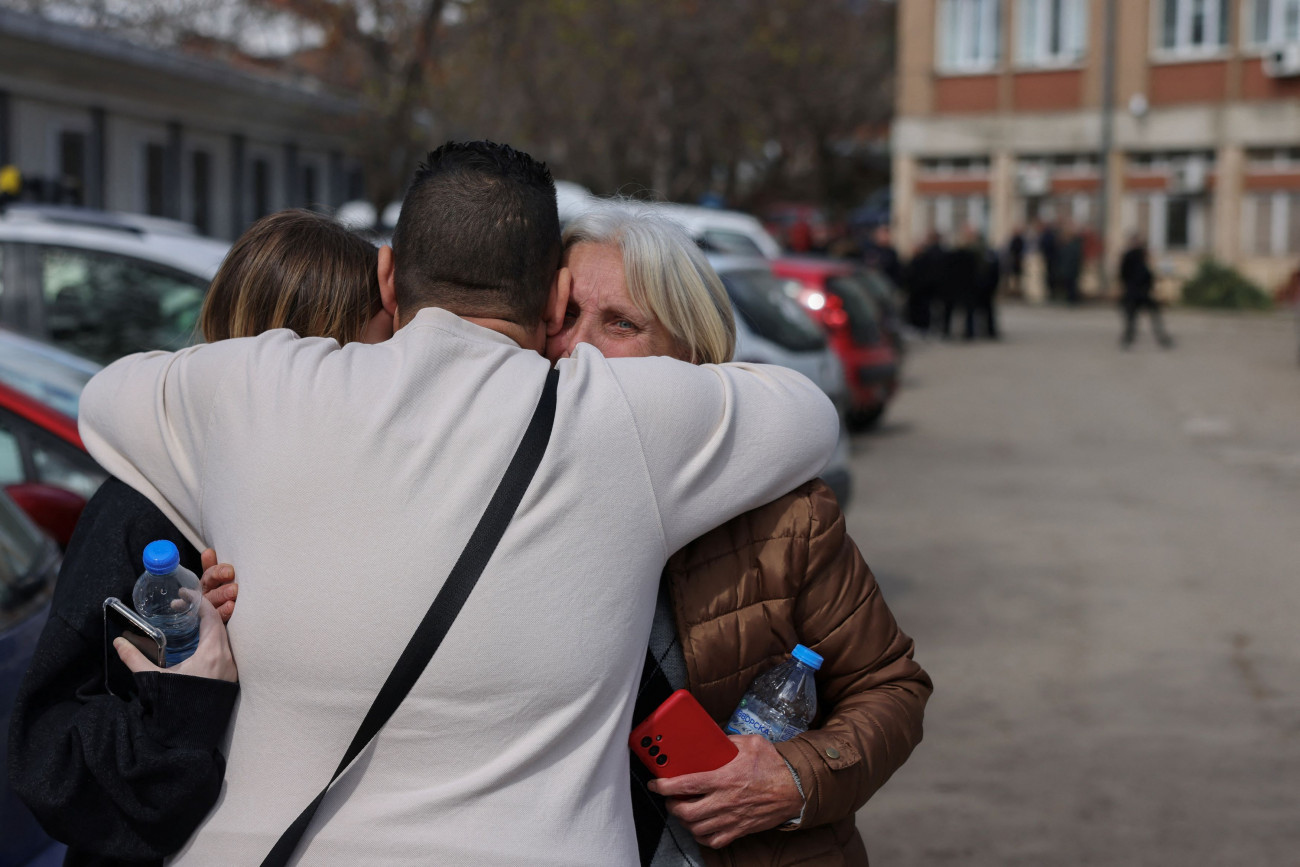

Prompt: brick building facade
xmin=893 ymin=0 xmax=1300 ymax=296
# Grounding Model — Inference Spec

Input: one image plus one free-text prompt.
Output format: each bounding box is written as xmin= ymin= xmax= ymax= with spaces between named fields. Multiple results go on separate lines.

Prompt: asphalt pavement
xmin=848 ymin=305 xmax=1300 ymax=865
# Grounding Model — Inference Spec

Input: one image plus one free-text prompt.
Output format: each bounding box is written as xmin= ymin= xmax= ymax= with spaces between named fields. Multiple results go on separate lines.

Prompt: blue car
xmin=0 ymin=491 xmax=66 ymax=866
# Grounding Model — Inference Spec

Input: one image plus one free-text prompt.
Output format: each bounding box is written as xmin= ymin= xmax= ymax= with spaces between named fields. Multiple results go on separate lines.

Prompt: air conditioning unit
xmin=1169 ymin=160 xmax=1207 ymax=194
xmin=1263 ymin=43 xmax=1300 ymax=78
xmin=1017 ymin=165 xmax=1051 ymax=196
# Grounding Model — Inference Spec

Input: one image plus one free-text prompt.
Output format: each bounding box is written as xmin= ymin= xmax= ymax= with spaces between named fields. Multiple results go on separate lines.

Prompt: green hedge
xmin=1180 ymin=260 xmax=1273 ymax=310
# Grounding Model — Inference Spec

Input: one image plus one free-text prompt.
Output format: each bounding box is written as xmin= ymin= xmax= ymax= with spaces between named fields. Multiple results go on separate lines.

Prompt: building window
xmin=939 ymin=0 xmax=1003 ymax=72
xmin=1158 ymin=0 xmax=1230 ymax=55
xmin=252 ymin=158 xmax=271 ymax=219
xmin=145 ymin=143 xmax=166 ymax=217
xmin=1132 ymin=193 xmax=1211 ymax=253
xmin=1249 ymin=0 xmax=1300 ymax=45
xmin=302 ymin=164 xmax=318 ymax=210
xmin=190 ymin=151 xmax=211 ymax=236
xmin=915 ymin=195 xmax=991 ymax=239
xmin=1017 ymin=0 xmax=1088 ymax=66
xmin=1128 ymin=150 xmax=1216 ymax=174
xmin=1247 ymin=146 xmax=1300 ymax=169
xmin=1243 ymin=192 xmax=1300 ymax=255
xmin=919 ymin=157 xmax=993 ymax=177
xmin=58 ymin=131 xmax=87 ymax=206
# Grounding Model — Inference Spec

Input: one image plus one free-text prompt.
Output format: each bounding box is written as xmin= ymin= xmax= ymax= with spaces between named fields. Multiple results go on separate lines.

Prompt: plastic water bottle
xmin=132 ymin=540 xmax=201 ymax=666
xmin=725 ymin=644 xmax=823 ymax=742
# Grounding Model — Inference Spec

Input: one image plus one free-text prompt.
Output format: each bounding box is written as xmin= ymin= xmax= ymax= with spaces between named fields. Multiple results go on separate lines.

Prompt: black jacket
xmin=1120 ymin=246 xmax=1155 ymax=302
xmin=7 ymin=479 xmax=237 ymax=867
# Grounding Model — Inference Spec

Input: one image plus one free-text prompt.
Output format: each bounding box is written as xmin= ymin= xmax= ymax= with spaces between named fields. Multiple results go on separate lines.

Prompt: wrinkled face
xmin=546 ymin=242 xmax=683 ymax=363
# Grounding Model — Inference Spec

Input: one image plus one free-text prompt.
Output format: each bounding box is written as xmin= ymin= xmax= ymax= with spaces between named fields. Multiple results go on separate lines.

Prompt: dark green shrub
xmin=1180 ymin=259 xmax=1273 ymax=310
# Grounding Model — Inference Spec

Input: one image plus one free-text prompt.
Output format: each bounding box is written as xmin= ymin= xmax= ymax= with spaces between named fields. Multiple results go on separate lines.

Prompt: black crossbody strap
xmin=260 ymin=369 xmax=559 ymax=867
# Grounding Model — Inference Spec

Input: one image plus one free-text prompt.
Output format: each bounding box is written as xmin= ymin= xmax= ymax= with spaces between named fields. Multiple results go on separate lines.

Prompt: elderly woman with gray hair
xmin=549 ymin=204 xmax=932 ymax=867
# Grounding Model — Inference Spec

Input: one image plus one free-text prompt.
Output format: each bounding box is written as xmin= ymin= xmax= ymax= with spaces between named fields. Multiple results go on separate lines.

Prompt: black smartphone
xmin=103 ymin=597 xmax=166 ymax=698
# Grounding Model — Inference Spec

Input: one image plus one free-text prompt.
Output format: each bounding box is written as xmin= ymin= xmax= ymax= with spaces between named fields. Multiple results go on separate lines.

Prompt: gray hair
xmin=562 ymin=202 xmax=736 ymax=365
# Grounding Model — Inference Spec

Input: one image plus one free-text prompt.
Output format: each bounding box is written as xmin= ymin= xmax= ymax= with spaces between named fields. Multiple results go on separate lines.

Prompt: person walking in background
xmin=862 ymin=224 xmax=904 ymax=287
xmin=967 ymin=235 xmax=1001 ymax=340
xmin=1057 ymin=220 xmax=1085 ymax=306
xmin=1119 ymin=233 xmax=1174 ymax=350
xmin=904 ymin=231 xmax=945 ymax=337
xmin=1035 ymin=218 xmax=1060 ymax=302
xmin=1005 ymin=227 xmax=1025 ymax=297
xmin=941 ymin=227 xmax=980 ymax=339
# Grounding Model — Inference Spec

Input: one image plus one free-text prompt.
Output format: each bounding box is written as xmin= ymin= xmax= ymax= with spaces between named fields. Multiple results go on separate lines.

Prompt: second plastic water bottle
xmin=132 ymin=540 xmax=201 ymax=666
xmin=725 ymin=644 xmax=823 ymax=743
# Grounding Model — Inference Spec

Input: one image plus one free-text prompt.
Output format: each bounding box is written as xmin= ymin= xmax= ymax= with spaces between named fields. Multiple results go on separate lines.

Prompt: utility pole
xmin=1097 ymin=0 xmax=1118 ymax=298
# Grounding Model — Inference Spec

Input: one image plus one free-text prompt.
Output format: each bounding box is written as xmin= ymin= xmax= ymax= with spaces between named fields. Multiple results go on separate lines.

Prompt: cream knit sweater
xmin=78 ymin=307 xmax=838 ymax=866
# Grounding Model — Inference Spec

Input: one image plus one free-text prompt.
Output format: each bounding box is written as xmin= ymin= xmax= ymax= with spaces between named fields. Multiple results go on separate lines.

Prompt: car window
xmin=32 ymin=437 xmax=104 ymax=500
xmin=41 ymin=246 xmax=207 ymax=364
xmin=826 ymin=275 xmax=883 ymax=346
xmin=0 ymin=424 xmax=23 ymax=487
xmin=699 ymin=230 xmax=766 ymax=258
xmin=721 ymin=269 xmax=826 ymax=353
xmin=0 ymin=491 xmax=51 ymax=624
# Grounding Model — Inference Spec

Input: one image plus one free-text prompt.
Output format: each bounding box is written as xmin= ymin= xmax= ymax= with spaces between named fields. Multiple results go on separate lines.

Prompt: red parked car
xmin=0 ymin=331 xmax=105 ymax=546
xmin=772 ymin=257 xmax=900 ymax=431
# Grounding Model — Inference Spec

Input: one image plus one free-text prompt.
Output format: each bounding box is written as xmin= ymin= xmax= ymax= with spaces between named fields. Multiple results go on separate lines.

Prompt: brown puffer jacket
xmin=665 ymin=479 xmax=932 ymax=867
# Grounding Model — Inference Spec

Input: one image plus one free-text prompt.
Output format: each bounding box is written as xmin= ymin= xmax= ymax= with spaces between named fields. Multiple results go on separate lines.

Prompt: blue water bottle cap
xmin=792 ymin=644 xmax=823 ymax=671
xmin=142 ymin=540 xmax=180 ymax=575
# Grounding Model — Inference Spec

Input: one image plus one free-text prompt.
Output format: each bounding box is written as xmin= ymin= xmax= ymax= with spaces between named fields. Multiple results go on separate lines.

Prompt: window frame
xmin=1152 ymin=0 xmax=1232 ymax=61
xmin=1241 ymin=189 xmax=1300 ymax=256
xmin=1016 ymin=0 xmax=1090 ymax=69
xmin=1130 ymin=192 xmax=1212 ymax=253
xmin=1243 ymin=0 xmax=1300 ymax=50
xmin=937 ymin=0 xmax=1005 ymax=74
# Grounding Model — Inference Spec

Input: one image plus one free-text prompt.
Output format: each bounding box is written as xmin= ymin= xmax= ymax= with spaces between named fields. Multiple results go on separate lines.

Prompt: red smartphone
xmin=629 ymin=689 xmax=739 ymax=779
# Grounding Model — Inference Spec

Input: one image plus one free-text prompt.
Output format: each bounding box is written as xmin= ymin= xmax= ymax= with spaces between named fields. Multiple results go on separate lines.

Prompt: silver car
xmin=707 ymin=254 xmax=853 ymax=508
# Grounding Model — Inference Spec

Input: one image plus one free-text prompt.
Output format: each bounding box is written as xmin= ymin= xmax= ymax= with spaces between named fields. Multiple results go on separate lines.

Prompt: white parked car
xmin=656 ymin=203 xmax=783 ymax=259
xmin=0 ymin=205 xmax=229 ymax=365
xmin=556 ymin=190 xmax=783 ymax=260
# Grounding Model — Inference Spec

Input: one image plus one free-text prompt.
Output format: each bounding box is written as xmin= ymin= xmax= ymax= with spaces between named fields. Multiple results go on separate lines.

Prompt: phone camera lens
xmin=655 ymin=755 xmax=668 ymax=766
xmin=648 ymin=746 xmax=660 ymax=757
xmin=640 ymin=737 xmax=652 ymax=748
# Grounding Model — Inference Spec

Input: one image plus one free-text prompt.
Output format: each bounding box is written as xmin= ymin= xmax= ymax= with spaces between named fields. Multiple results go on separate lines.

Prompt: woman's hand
xmin=198 ymin=548 xmax=238 ymax=623
xmin=648 ymin=734 xmax=804 ymax=849
xmin=113 ymin=594 xmax=238 ymax=683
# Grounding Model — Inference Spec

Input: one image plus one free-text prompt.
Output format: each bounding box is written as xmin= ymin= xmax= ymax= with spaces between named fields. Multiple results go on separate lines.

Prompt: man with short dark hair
xmin=76 ymin=141 xmax=840 ymax=866
xmin=389 ymin=142 xmax=561 ymax=327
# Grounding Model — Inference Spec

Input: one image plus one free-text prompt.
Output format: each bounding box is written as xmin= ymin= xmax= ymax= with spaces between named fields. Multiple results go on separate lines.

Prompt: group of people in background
xmin=855 ymin=217 xmax=1174 ymax=350
xmin=863 ymin=225 xmax=1001 ymax=343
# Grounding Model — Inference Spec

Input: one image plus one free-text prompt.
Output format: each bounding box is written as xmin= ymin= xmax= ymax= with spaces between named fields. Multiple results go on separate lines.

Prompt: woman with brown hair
xmin=199 ymin=209 xmax=386 ymax=346
xmin=8 ymin=209 xmax=386 ymax=867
